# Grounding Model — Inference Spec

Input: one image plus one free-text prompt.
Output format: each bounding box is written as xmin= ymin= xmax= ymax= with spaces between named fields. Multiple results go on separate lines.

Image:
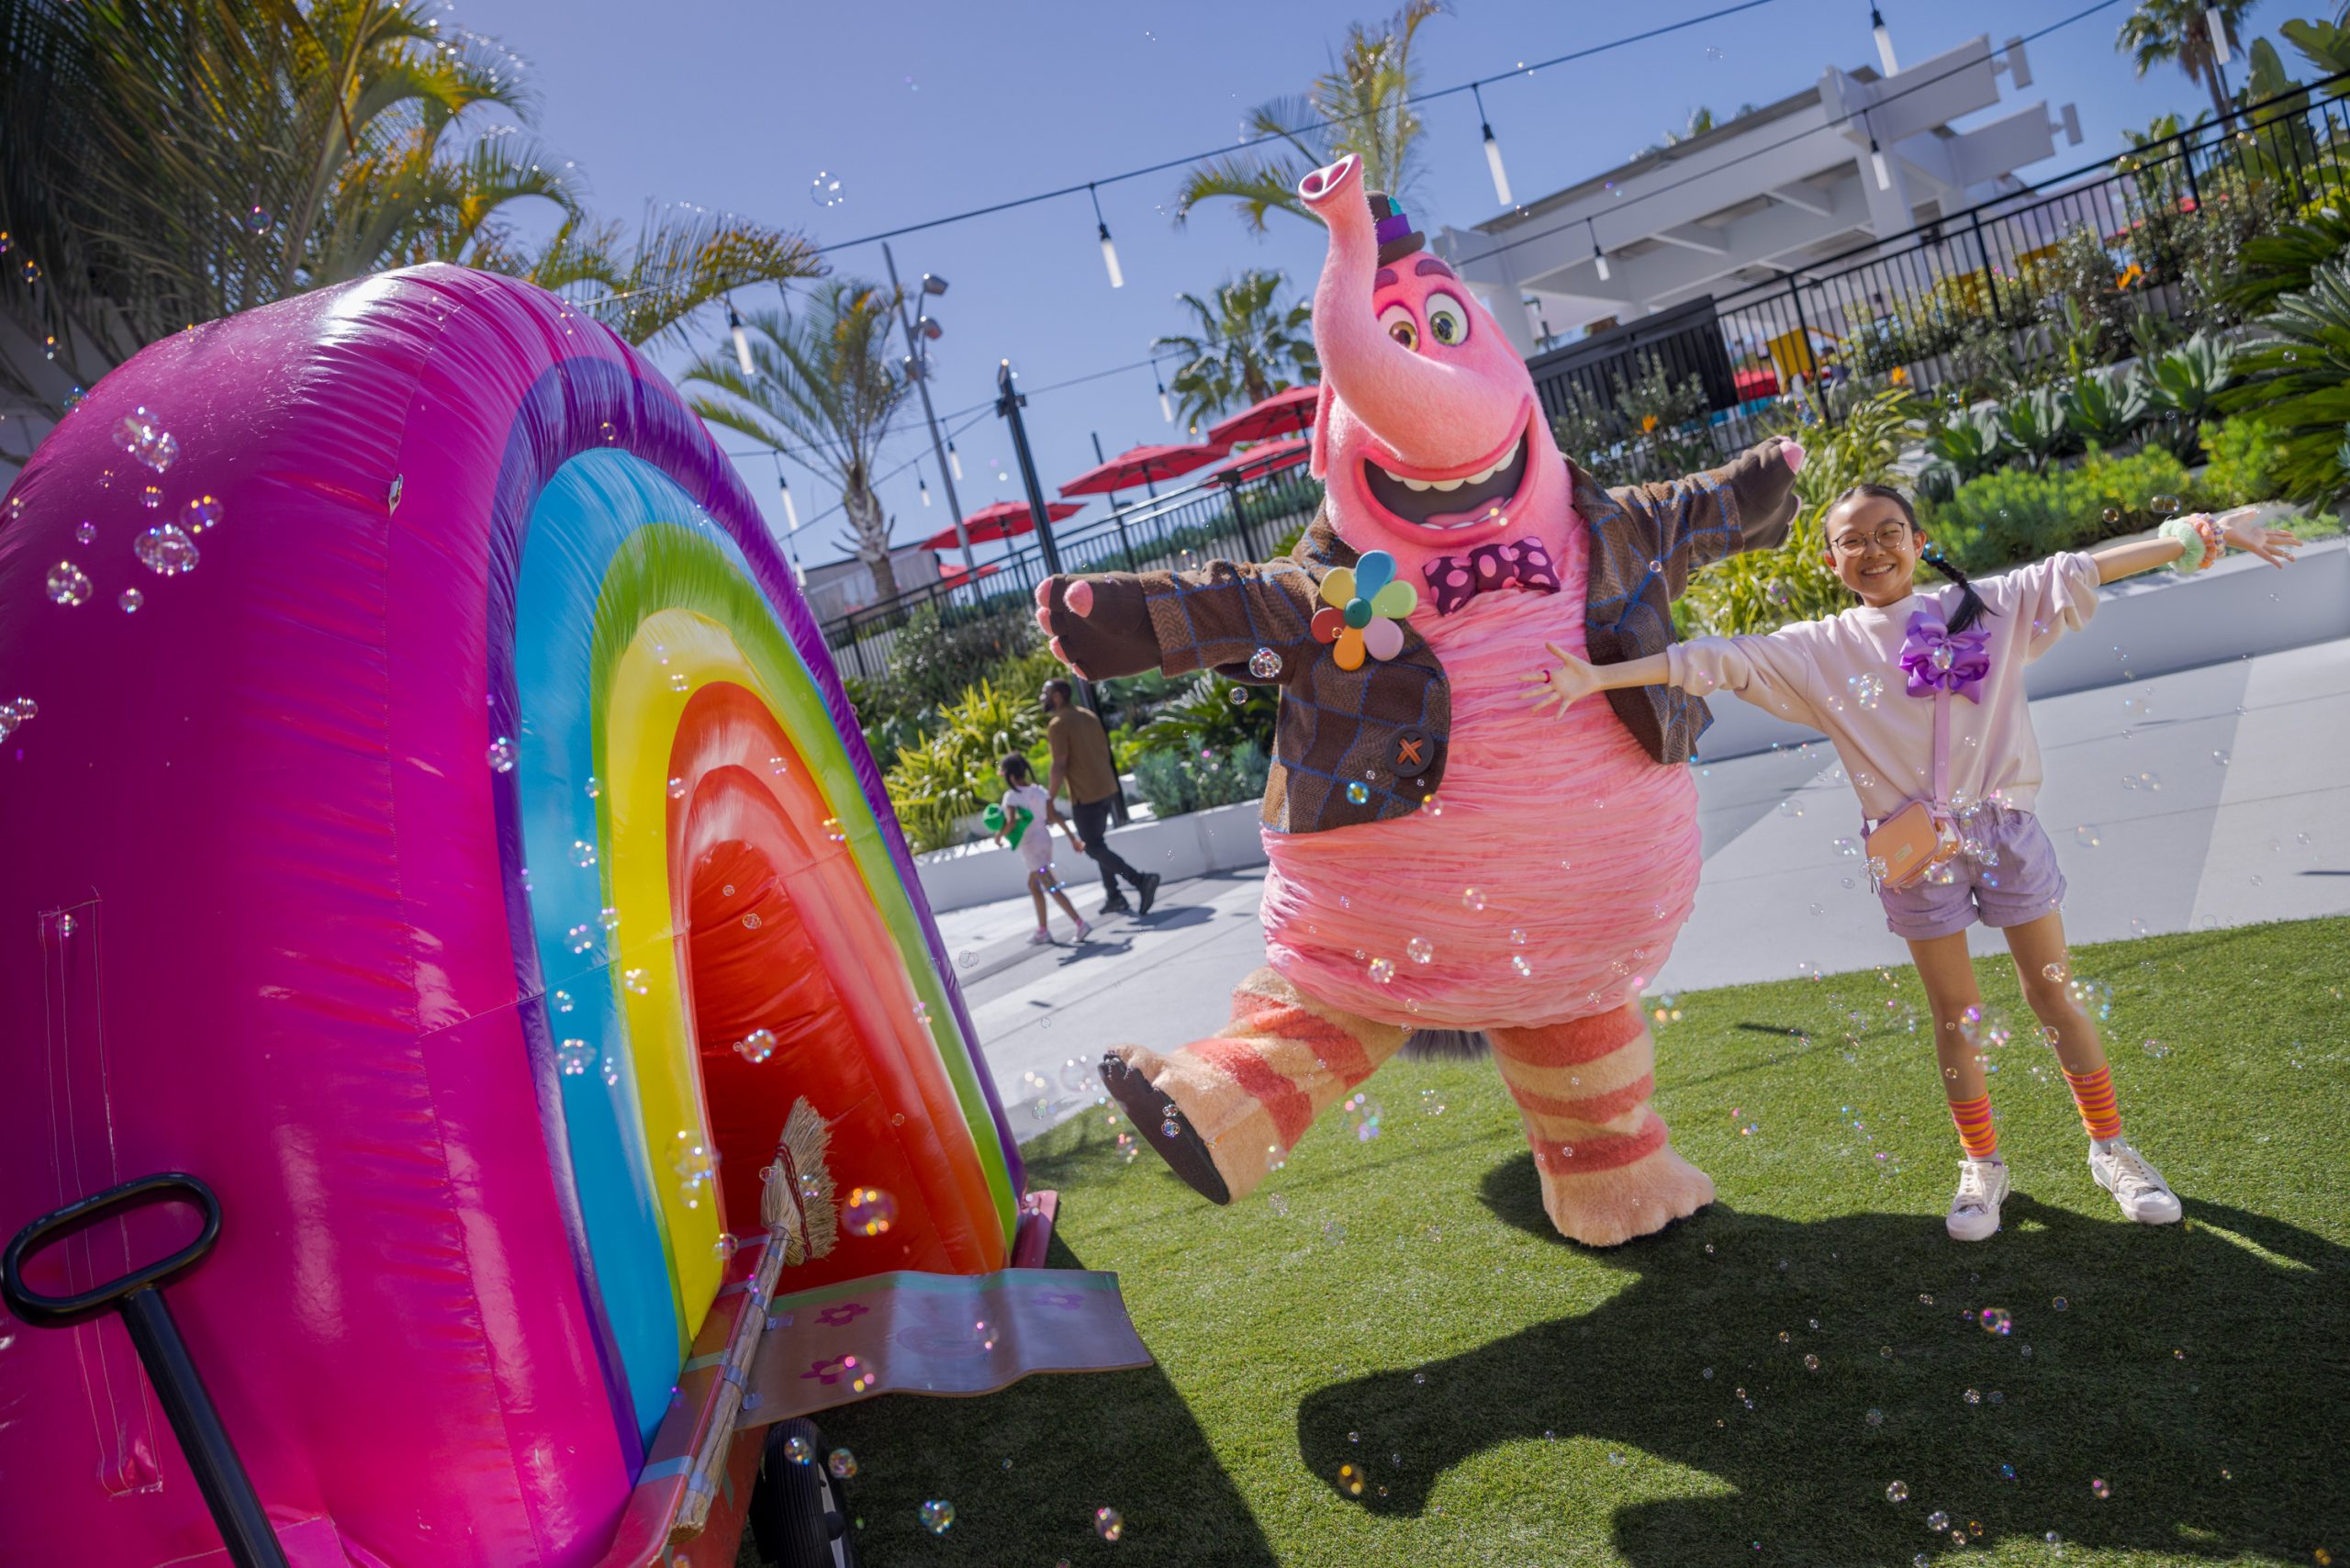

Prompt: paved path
xmin=944 ymin=639 xmax=2350 ymax=1139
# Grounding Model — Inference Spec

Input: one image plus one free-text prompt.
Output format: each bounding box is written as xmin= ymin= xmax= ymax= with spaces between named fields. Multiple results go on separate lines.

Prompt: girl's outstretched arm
xmin=1521 ymin=644 xmax=1670 ymax=713
xmin=2096 ymin=507 xmax=2300 ymax=584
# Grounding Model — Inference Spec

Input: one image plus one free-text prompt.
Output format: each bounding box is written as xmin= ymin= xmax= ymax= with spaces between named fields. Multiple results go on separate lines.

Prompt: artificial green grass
xmin=781 ymin=918 xmax=2350 ymax=1566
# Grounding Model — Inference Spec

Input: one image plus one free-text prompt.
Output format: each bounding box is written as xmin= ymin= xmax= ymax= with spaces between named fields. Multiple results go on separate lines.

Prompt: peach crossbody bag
xmin=1865 ymin=689 xmax=1963 ymax=890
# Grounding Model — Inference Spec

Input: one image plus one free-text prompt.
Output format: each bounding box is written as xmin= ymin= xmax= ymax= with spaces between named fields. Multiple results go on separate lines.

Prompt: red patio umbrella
xmin=1203 ymin=435 xmax=1311 ymax=484
xmin=1058 ymin=440 xmax=1231 ymax=498
xmin=936 ymin=560 xmax=1003 ymax=584
xmin=1204 ymin=383 xmax=1321 ymax=447
xmin=922 ymin=498 xmax=1080 ymax=552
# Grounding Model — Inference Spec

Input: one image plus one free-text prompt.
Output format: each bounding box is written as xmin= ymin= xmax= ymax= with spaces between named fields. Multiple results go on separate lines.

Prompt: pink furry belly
xmin=1259 ymin=595 xmax=1701 ymax=1030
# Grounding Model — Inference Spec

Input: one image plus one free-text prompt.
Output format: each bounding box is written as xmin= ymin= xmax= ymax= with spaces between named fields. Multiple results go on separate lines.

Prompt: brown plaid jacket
xmin=1040 ymin=441 xmax=1798 ymax=834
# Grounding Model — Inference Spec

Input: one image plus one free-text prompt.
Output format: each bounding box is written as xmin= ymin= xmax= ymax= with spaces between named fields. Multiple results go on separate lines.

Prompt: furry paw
xmin=1540 ymin=1144 xmax=1715 ymax=1249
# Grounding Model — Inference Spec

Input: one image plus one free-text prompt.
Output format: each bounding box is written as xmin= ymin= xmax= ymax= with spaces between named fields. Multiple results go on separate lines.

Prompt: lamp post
xmin=880 ymin=242 xmax=976 ymax=578
xmin=999 ymin=359 xmax=1125 ymax=824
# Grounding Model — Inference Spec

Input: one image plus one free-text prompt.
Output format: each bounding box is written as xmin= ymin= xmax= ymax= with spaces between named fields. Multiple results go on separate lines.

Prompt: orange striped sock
xmin=1949 ymin=1094 xmax=1998 ymax=1160
xmin=2063 ymin=1065 xmax=2122 ymax=1141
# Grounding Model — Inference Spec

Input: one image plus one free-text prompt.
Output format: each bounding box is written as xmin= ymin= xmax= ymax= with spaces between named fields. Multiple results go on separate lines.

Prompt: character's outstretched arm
xmin=1604 ymin=436 xmax=1806 ymax=598
xmin=1035 ymin=559 xmax=1319 ymax=683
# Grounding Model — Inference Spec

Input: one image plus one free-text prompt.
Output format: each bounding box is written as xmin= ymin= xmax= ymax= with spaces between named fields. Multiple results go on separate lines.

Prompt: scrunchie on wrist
xmin=2158 ymin=516 xmax=2216 ymax=574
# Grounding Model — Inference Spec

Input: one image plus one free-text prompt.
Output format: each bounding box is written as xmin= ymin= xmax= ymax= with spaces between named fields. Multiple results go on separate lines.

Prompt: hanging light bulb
xmin=946 ymin=440 xmax=964 ymax=482
xmin=1587 ymin=217 xmax=1610 ymax=282
xmin=2205 ymin=6 xmax=2230 ymax=64
xmin=919 ymin=473 xmax=933 ymax=508
xmin=1473 ymin=84 xmax=1513 ymax=207
xmin=728 ymin=299 xmax=754 ymax=377
xmin=1156 ymin=369 xmax=1174 ymax=425
xmin=1871 ymin=6 xmax=1898 ymax=75
xmin=1870 ymin=136 xmax=1892 ymax=191
xmin=1090 ymin=184 xmax=1125 ymax=289
xmin=775 ymin=463 xmax=800 ymax=532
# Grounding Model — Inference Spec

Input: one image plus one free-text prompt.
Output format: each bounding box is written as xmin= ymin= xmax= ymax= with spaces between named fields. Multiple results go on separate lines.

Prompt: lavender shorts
xmin=1876 ymin=805 xmax=2066 ymax=941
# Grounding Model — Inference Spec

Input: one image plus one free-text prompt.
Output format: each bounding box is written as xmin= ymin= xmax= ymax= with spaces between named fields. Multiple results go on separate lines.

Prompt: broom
xmin=672 ymin=1098 xmax=834 ymax=1539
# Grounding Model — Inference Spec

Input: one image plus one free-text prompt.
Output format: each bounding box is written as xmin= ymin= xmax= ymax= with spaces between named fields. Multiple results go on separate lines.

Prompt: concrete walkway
xmin=946 ymin=639 xmax=2350 ymax=1138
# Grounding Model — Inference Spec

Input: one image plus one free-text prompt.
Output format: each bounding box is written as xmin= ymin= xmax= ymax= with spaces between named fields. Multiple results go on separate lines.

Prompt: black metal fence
xmin=1576 ymin=67 xmax=2350 ymax=467
xmin=819 ymin=454 xmax=1323 ymax=683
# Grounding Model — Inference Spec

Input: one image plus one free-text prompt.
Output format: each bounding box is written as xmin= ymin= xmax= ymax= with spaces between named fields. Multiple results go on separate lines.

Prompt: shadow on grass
xmin=802 ymin=1228 xmax=1279 ymax=1566
xmin=1297 ymin=1154 xmax=2348 ymax=1562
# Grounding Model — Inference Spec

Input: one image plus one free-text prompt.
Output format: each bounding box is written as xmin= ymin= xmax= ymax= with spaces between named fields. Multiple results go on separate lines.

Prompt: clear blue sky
xmin=459 ymin=0 xmax=2284 ymax=566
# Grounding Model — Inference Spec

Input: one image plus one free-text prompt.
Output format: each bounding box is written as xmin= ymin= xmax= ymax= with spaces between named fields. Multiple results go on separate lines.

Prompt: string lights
xmin=1089 ymin=184 xmax=1124 ymax=290
xmin=1871 ymin=6 xmax=1898 ymax=75
xmin=1472 ymin=83 xmax=1513 ymax=207
xmin=1587 ymin=217 xmax=1609 ymax=282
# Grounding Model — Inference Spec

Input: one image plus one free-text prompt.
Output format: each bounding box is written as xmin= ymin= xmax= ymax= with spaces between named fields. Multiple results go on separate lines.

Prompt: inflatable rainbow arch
xmin=0 ymin=266 xmax=1024 ymax=1564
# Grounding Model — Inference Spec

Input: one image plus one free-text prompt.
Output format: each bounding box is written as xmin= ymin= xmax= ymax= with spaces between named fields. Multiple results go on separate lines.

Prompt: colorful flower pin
xmin=1310 ymin=549 xmax=1417 ymax=671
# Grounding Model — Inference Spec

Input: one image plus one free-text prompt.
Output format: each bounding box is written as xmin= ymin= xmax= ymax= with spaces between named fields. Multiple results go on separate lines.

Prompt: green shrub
xmin=2194 ymin=416 xmax=2290 ymax=509
xmin=884 ymin=603 xmax=1041 ymax=714
xmin=1997 ymin=386 xmax=2073 ymax=472
xmin=2220 ymin=256 xmax=2350 ymax=502
xmin=1131 ymin=743 xmax=1270 ymax=821
xmin=1919 ymin=406 xmax=2005 ymax=500
xmin=1919 ymin=446 xmax=2191 ymax=571
xmin=1136 ymin=672 xmax=1276 ymax=756
xmin=2060 ymin=367 xmax=2149 ymax=449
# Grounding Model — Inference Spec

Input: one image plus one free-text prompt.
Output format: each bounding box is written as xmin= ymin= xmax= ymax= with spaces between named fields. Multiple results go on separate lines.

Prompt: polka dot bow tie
xmin=1422 ymin=537 xmax=1561 ymax=616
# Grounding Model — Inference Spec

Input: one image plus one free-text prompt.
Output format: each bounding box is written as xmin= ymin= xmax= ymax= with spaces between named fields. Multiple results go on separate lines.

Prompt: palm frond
xmin=579 ymin=205 xmax=822 ymax=350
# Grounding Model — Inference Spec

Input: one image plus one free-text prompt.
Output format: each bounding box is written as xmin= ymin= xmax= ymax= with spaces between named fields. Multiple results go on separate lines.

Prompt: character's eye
xmin=1425 ymin=291 xmax=1472 ymax=346
xmin=1379 ymin=303 xmax=1418 ymax=351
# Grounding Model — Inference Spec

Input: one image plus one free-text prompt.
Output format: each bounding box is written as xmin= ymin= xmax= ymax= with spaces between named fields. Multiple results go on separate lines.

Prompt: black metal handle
xmin=3 ymin=1171 xmax=220 ymax=1327
xmin=4 ymin=1173 xmax=287 ymax=1568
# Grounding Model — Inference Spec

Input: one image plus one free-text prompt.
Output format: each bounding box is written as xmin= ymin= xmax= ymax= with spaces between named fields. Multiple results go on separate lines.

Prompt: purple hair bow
xmin=1899 ymin=612 xmax=1990 ymax=702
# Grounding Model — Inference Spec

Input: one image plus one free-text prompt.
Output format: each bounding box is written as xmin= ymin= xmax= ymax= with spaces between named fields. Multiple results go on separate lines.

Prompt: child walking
xmin=997 ymin=754 xmax=1091 ymax=946
xmin=1524 ymin=486 xmax=2301 ymax=1241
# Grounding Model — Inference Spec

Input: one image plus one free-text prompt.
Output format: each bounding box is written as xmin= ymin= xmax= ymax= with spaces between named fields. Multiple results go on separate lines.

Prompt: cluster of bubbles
xmin=0 ymin=695 xmax=39 ymax=743
xmin=1343 ymin=1092 xmax=1382 ymax=1142
xmin=918 ymin=1499 xmax=954 ymax=1535
xmin=734 ymin=1028 xmax=778 ymax=1064
xmin=1248 ymin=645 xmax=1283 ymax=679
xmin=556 ymin=1038 xmax=596 ymax=1077
xmin=671 ymin=1133 xmax=714 ymax=1208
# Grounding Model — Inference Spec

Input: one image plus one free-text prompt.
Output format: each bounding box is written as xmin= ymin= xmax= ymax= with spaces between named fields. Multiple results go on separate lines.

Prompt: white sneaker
xmin=1073 ymin=919 xmax=1091 ymax=944
xmin=1025 ymin=927 xmax=1053 ymax=946
xmin=2088 ymin=1138 xmax=2183 ymax=1225
xmin=1947 ymin=1158 xmax=2010 ymax=1242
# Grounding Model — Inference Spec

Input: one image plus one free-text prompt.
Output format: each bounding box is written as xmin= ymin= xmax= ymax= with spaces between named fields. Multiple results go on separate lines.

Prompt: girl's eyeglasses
xmin=1830 ymin=522 xmax=1914 ymax=556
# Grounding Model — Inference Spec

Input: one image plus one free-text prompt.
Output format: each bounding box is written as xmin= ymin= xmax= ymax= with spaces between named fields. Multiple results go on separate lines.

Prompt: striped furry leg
xmin=1487 ymin=1005 xmax=1715 ymax=1248
xmin=1104 ymin=967 xmax=1411 ymax=1205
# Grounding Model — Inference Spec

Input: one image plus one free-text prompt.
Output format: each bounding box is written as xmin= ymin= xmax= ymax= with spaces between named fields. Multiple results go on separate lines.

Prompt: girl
xmin=1523 ymin=486 xmax=2301 ymax=1242
xmin=997 ymin=754 xmax=1091 ymax=946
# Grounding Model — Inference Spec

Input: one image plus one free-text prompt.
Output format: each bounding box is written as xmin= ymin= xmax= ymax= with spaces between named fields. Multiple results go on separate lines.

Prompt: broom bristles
xmin=760 ymin=1096 xmax=837 ymax=1265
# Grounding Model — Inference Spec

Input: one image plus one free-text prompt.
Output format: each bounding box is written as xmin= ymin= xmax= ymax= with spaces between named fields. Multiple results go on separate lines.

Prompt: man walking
xmin=1041 ymin=678 xmax=1158 ymax=916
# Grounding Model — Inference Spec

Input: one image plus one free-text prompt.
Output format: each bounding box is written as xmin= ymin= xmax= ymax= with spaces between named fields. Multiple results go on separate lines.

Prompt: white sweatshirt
xmin=1664 ymin=553 xmax=2102 ymax=823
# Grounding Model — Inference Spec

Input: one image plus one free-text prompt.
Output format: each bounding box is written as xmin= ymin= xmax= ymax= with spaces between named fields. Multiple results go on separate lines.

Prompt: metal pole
xmin=881 ymin=242 xmax=975 ymax=578
xmin=1000 ymin=359 xmax=1125 ymax=824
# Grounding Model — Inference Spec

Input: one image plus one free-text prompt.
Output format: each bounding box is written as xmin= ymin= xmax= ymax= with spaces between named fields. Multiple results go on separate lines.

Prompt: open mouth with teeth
xmin=1360 ymin=416 xmax=1534 ymax=532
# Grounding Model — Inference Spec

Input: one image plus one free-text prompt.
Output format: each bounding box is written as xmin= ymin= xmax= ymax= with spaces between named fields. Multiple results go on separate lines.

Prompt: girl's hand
xmin=2215 ymin=507 xmax=2302 ymax=567
xmin=1518 ymin=640 xmax=1602 ymax=716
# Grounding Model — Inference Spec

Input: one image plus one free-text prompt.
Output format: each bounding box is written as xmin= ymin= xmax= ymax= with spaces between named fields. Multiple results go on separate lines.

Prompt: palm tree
xmin=2116 ymin=0 xmax=2259 ymax=126
xmin=0 ymin=0 xmax=816 ymax=415
xmin=1152 ymin=270 xmax=1318 ymax=430
xmin=1172 ymin=0 xmax=1444 ymax=234
xmin=682 ymin=286 xmax=912 ymax=600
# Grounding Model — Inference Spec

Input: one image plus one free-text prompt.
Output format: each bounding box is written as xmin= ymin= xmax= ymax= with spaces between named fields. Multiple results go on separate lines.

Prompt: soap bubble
xmin=2090 ymin=1477 xmax=2109 ymax=1498
xmin=118 ymin=587 xmax=143 ymax=613
xmin=1777 ymin=797 xmax=1804 ymax=819
xmin=1886 ymin=1481 xmax=1909 ymax=1502
xmin=565 ymin=924 xmax=595 ymax=953
xmin=1510 ymin=954 xmax=1532 ymax=978
xmin=570 ymin=839 xmax=597 ymax=868
xmin=784 ymin=1434 xmax=814 ymax=1464
xmin=556 ymin=1039 xmax=596 ymax=1076
xmin=2150 ymin=495 xmax=2179 ymax=514
xmin=45 ymin=561 xmax=93 ymax=606
xmin=1406 ymin=935 xmax=1433 ymax=964
xmin=1929 ymin=1510 xmax=1951 ymax=1530
xmin=1249 ymin=646 xmax=1283 ymax=679
xmin=2103 ymin=508 xmax=2120 ymax=524
xmin=2053 ymin=1295 xmax=2068 ymax=1311
xmin=1460 ymin=886 xmax=1486 ymax=912
xmin=2143 ymin=1038 xmax=2170 ymax=1058
xmin=1980 ymin=1306 xmax=2012 ymax=1336
xmin=1094 ymin=1507 xmax=1125 ymax=1540
xmin=919 ymin=1499 xmax=955 ymax=1535
xmin=1346 ymin=781 xmax=1370 ymax=804
xmin=1337 ymin=1462 xmax=1365 ymax=1495
xmin=826 ymin=1448 xmax=857 ymax=1479
xmin=810 ymin=170 xmax=847 ymax=207
xmin=2074 ymin=823 xmax=2101 ymax=848
xmin=2042 ymin=960 xmax=2070 ymax=982
xmin=73 ymin=521 xmax=96 ymax=544
xmin=585 ymin=776 xmax=601 ymax=798
xmin=1160 ymin=1117 xmax=1181 ymax=1138
xmin=140 ymin=485 xmax=162 ymax=510
xmin=843 ymin=1185 xmax=897 ymax=1237
xmin=597 ymin=905 xmax=621 ymax=932
xmin=735 ymin=1028 xmax=778 ymax=1064
xmin=487 ymin=736 xmax=517 ymax=771
xmin=667 ymin=776 xmax=687 ymax=800
xmin=1849 ymin=672 xmax=1886 ymax=709
xmin=179 ymin=495 xmax=221 ymax=532
xmin=624 ymin=968 xmax=651 ymax=995
xmin=1368 ymin=956 xmax=1395 ymax=984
